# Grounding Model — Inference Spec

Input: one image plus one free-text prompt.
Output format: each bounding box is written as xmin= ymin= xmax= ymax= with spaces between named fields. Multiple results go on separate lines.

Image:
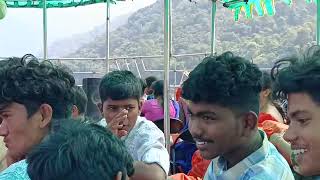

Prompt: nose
xmin=123 ymin=114 xmax=129 ymax=126
xmin=0 ymin=122 xmax=9 ymax=137
xmin=283 ymin=125 xmax=297 ymax=144
xmin=189 ymin=118 xmax=203 ymax=139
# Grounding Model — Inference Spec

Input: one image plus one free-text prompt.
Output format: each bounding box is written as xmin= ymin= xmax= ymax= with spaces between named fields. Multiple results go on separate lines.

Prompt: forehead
xmin=287 ymin=93 xmax=320 ymax=116
xmin=103 ymin=98 xmax=138 ymax=106
xmin=0 ymin=102 xmax=25 ymax=111
xmin=187 ymin=101 xmax=233 ymax=115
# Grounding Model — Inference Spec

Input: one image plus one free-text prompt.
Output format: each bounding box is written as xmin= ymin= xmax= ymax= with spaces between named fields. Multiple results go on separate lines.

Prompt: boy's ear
xmin=38 ymin=104 xmax=53 ymax=129
xmin=97 ymin=102 xmax=103 ymax=113
xmin=71 ymin=105 xmax=79 ymax=118
xmin=138 ymin=100 xmax=143 ymax=111
xmin=240 ymin=111 xmax=258 ymax=137
xmin=115 ymin=172 xmax=122 ymax=180
xmin=114 ymin=171 xmax=129 ymax=180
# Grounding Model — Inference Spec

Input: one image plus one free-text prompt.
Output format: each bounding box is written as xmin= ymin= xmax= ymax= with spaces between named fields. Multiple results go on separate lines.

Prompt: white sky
xmin=0 ymin=0 xmax=156 ymax=57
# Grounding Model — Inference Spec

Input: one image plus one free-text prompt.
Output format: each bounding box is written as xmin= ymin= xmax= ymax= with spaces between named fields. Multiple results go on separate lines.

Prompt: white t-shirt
xmin=97 ymin=116 xmax=170 ymax=175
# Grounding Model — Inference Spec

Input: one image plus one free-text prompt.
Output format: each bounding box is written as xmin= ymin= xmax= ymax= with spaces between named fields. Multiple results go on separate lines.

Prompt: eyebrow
xmin=0 ymin=104 xmax=10 ymax=111
xmin=289 ymin=110 xmax=310 ymax=119
xmin=187 ymin=107 xmax=217 ymax=116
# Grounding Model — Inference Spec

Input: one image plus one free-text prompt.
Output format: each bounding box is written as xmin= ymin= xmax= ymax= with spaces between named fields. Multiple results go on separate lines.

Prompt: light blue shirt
xmin=204 ymin=130 xmax=294 ymax=180
xmin=0 ymin=159 xmax=30 ymax=180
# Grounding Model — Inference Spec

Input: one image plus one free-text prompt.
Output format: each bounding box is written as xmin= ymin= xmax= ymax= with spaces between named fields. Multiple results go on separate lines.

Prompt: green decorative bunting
xmin=222 ymin=0 xmax=315 ymax=21
xmin=5 ymin=0 xmax=120 ymax=8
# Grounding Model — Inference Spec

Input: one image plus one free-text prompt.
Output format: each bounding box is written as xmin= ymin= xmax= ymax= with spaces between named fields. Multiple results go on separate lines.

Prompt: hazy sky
xmin=0 ymin=0 xmax=156 ymax=57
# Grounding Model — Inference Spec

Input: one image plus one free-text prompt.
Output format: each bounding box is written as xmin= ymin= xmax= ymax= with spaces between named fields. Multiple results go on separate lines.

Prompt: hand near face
xmin=107 ymin=109 xmax=129 ymax=138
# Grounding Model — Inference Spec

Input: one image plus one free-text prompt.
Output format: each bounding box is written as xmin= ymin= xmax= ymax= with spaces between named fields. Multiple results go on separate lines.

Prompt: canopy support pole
xmin=164 ymin=0 xmax=172 ymax=152
xmin=42 ymin=0 xmax=48 ymax=60
xmin=317 ymin=0 xmax=320 ymax=45
xmin=106 ymin=0 xmax=110 ymax=72
xmin=210 ymin=0 xmax=216 ymax=55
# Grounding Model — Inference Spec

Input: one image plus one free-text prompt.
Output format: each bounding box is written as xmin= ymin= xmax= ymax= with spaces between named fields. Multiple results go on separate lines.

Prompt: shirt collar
xmin=214 ymin=130 xmax=269 ymax=175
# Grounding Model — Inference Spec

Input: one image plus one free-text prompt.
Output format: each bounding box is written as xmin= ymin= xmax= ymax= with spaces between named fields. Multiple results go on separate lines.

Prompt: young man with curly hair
xmin=27 ymin=119 xmax=134 ymax=180
xmin=181 ymin=52 xmax=294 ymax=180
xmin=0 ymin=54 xmax=75 ymax=170
xmin=272 ymin=46 xmax=320 ymax=178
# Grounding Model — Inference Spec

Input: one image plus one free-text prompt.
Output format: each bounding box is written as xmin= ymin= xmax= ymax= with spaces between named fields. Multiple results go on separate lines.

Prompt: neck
xmin=223 ymin=130 xmax=263 ymax=169
xmin=260 ymin=101 xmax=272 ymax=113
xmin=260 ymin=103 xmax=284 ymax=123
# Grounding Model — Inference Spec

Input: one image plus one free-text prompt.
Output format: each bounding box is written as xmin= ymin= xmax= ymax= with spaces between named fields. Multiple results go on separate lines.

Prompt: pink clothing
xmin=141 ymin=99 xmax=176 ymax=121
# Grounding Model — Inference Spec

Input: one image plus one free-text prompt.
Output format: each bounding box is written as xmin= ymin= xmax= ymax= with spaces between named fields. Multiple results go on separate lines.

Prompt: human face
xmin=284 ymin=93 xmax=320 ymax=176
xmin=0 ymin=103 xmax=48 ymax=161
xmin=187 ymin=101 xmax=244 ymax=160
xmin=102 ymin=98 xmax=141 ymax=134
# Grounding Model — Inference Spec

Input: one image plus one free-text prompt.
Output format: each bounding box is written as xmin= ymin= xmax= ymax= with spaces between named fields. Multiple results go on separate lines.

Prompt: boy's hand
xmin=107 ymin=109 xmax=129 ymax=138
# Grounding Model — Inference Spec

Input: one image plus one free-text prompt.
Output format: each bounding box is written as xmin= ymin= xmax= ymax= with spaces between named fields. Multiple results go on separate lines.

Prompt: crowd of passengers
xmin=0 ymin=46 xmax=319 ymax=180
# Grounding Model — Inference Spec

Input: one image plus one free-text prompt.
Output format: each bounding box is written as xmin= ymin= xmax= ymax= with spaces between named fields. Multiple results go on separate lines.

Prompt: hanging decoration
xmin=221 ymin=0 xmax=316 ymax=21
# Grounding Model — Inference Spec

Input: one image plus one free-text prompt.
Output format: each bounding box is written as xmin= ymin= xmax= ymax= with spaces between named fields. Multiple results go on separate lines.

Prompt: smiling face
xmin=0 ymin=102 xmax=49 ymax=161
xmin=284 ymin=92 xmax=320 ymax=176
xmin=187 ymin=101 xmax=245 ymax=160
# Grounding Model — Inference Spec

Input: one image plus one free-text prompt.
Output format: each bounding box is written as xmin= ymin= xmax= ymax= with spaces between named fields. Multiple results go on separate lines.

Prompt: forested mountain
xmin=59 ymin=0 xmax=316 ymax=77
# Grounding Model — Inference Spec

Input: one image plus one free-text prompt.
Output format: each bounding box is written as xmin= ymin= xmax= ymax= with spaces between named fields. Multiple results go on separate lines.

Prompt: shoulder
xmin=242 ymin=154 xmax=294 ymax=180
xmin=141 ymin=100 xmax=154 ymax=109
xmin=0 ymin=160 xmax=30 ymax=180
xmin=125 ymin=117 xmax=165 ymax=152
xmin=133 ymin=117 xmax=164 ymax=137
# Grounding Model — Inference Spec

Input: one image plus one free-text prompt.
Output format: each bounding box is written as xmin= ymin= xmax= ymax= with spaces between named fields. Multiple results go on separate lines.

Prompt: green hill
xmin=64 ymin=0 xmax=316 ymax=74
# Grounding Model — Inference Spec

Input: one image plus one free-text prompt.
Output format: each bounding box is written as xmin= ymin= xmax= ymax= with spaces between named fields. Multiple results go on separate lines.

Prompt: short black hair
xmin=72 ymin=86 xmax=88 ymax=115
xmin=182 ymin=52 xmax=262 ymax=114
xmin=0 ymin=54 xmax=75 ymax=119
xmin=27 ymin=119 xmax=134 ymax=180
xmin=145 ymin=76 xmax=158 ymax=88
xmin=99 ymin=70 xmax=142 ymax=102
xmin=261 ymin=71 xmax=272 ymax=91
xmin=272 ymin=46 xmax=320 ymax=105
xmin=151 ymin=80 xmax=164 ymax=97
xmin=139 ymin=78 xmax=147 ymax=95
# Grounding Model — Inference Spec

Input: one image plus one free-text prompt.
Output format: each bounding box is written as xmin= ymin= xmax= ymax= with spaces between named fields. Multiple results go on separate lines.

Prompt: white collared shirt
xmin=98 ymin=116 xmax=170 ymax=175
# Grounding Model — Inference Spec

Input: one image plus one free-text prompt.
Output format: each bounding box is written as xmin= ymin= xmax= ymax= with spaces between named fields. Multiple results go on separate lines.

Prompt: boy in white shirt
xmin=98 ymin=70 xmax=169 ymax=180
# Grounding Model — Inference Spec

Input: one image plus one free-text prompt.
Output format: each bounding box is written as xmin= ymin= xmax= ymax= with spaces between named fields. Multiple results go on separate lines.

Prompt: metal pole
xmin=106 ymin=0 xmax=110 ymax=72
xmin=210 ymin=0 xmax=217 ymax=55
xmin=174 ymin=57 xmax=177 ymax=99
xmin=317 ymin=0 xmax=320 ymax=45
xmin=42 ymin=0 xmax=48 ymax=60
xmin=163 ymin=0 xmax=171 ymax=152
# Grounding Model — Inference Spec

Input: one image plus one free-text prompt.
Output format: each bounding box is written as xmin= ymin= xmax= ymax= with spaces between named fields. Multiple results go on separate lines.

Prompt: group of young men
xmin=0 ymin=46 xmax=319 ymax=180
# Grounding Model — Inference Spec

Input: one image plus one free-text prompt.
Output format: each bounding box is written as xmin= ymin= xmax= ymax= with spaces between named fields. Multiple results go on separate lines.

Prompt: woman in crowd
xmin=141 ymin=80 xmax=176 ymax=121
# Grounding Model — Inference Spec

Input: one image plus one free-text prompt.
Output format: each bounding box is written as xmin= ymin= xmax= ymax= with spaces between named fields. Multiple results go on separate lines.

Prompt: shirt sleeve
xmin=0 ymin=160 xmax=30 ymax=180
xmin=131 ymin=119 xmax=170 ymax=175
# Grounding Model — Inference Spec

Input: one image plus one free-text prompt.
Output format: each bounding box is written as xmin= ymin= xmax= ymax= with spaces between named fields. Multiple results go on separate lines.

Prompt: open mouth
xmin=291 ymin=148 xmax=308 ymax=171
xmin=195 ymin=140 xmax=210 ymax=149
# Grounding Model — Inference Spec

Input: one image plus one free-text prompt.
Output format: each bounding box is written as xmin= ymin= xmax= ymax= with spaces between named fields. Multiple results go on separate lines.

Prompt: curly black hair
xmin=182 ymin=52 xmax=262 ymax=114
xmin=27 ymin=119 xmax=134 ymax=180
xmin=145 ymin=76 xmax=158 ymax=88
xmin=272 ymin=46 xmax=320 ymax=104
xmin=99 ymin=70 xmax=142 ymax=102
xmin=0 ymin=54 xmax=75 ymax=119
xmin=72 ymin=86 xmax=88 ymax=115
xmin=139 ymin=78 xmax=147 ymax=96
